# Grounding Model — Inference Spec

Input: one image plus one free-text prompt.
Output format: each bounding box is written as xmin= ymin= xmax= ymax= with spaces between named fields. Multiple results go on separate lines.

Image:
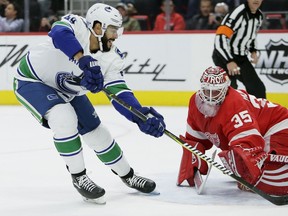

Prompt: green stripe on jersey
xmin=18 ymin=56 xmax=37 ymax=80
xmin=96 ymin=142 xmax=122 ymax=164
xmin=105 ymin=84 xmax=132 ymax=102
xmin=54 ymin=135 xmax=82 ymax=154
xmin=52 ymin=21 xmax=72 ymax=30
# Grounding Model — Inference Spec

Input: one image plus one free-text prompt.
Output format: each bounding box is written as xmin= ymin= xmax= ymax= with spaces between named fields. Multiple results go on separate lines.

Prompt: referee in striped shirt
xmin=212 ymin=0 xmax=266 ymax=98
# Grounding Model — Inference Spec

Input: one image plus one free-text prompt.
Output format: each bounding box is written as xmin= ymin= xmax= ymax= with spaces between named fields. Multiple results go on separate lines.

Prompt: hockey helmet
xmin=86 ymin=3 xmax=123 ymax=40
xmin=199 ymin=66 xmax=230 ymax=105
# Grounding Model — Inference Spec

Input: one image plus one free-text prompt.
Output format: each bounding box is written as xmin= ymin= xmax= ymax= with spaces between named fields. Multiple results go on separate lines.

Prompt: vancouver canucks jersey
xmin=15 ymin=14 xmax=125 ymax=102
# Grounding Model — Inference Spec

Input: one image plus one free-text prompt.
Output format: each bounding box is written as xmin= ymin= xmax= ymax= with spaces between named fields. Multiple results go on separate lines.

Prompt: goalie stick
xmin=102 ymin=88 xmax=288 ymax=206
xmin=194 ymin=150 xmax=217 ymax=195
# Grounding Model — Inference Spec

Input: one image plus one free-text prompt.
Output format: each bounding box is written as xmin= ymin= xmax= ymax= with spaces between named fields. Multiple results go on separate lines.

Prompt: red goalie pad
xmin=255 ymin=163 xmax=288 ymax=196
xmin=238 ymin=163 xmax=288 ymax=196
xmin=177 ymin=136 xmax=208 ymax=186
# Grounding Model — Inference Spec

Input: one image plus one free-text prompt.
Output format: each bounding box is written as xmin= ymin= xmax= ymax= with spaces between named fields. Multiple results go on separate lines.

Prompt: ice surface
xmin=0 ymin=105 xmax=287 ymax=216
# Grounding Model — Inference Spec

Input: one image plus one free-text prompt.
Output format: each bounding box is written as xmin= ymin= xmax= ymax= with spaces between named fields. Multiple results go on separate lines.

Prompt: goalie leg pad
xmin=177 ymin=147 xmax=197 ymax=186
xmin=177 ymin=145 xmax=208 ymax=187
xmin=255 ymin=163 xmax=288 ymax=196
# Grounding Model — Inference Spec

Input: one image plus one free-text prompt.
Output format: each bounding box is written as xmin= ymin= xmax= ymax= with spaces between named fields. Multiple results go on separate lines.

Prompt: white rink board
xmin=0 ymin=32 xmax=287 ymax=93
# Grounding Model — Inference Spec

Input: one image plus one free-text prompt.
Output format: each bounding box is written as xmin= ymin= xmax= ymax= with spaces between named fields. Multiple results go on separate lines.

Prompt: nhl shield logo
xmin=256 ymin=39 xmax=288 ymax=85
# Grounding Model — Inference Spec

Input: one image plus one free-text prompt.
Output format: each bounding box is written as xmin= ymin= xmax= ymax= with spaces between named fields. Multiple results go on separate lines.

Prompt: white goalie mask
xmin=199 ymin=66 xmax=230 ymax=106
xmin=86 ymin=3 xmax=123 ymax=50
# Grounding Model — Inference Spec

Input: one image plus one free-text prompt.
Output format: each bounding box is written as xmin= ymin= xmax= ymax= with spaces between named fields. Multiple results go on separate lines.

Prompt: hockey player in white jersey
xmin=13 ymin=3 xmax=166 ymax=204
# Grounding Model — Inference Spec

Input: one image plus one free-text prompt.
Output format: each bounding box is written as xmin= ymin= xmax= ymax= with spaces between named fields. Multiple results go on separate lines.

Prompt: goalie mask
xmin=199 ymin=66 xmax=230 ymax=106
xmin=86 ymin=3 xmax=123 ymax=51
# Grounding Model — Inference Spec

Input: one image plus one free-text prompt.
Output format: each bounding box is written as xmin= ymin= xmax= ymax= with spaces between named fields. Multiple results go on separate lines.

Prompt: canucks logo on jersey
xmin=56 ymin=71 xmax=85 ymax=95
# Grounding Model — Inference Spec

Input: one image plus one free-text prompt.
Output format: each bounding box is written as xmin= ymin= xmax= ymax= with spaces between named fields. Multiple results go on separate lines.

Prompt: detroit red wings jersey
xmin=186 ymin=87 xmax=288 ymax=152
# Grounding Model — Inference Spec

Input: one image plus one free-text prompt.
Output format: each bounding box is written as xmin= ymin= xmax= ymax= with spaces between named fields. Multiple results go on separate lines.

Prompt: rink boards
xmin=0 ymin=31 xmax=287 ymax=107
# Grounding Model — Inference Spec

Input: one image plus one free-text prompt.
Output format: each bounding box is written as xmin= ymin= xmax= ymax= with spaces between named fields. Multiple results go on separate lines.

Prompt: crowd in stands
xmin=0 ymin=0 xmax=62 ymax=32
xmin=116 ymin=2 xmax=141 ymax=31
xmin=0 ymin=0 xmax=23 ymax=31
xmin=0 ymin=0 xmax=287 ymax=32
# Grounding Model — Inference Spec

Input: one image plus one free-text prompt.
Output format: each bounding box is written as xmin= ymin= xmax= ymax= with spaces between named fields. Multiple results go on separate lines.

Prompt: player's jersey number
xmin=63 ymin=14 xmax=76 ymax=24
xmin=231 ymin=110 xmax=252 ymax=128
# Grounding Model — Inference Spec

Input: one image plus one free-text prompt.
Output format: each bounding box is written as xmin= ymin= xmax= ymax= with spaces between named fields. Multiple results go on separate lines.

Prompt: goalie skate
xmin=71 ymin=170 xmax=106 ymax=204
xmin=121 ymin=168 xmax=156 ymax=193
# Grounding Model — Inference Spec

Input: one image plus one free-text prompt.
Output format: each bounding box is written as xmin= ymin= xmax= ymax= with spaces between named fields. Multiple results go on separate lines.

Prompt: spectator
xmin=213 ymin=0 xmax=242 ymax=10
xmin=38 ymin=0 xmax=51 ymax=17
xmin=0 ymin=1 xmax=23 ymax=32
xmin=38 ymin=17 xmax=51 ymax=31
xmin=29 ymin=0 xmax=42 ymax=32
xmin=186 ymin=0 xmax=237 ymax=20
xmin=173 ymin=0 xmax=189 ymax=18
xmin=0 ymin=0 xmax=9 ymax=17
xmin=186 ymin=0 xmax=200 ymax=19
xmin=185 ymin=0 xmax=214 ymax=30
xmin=133 ymin=0 xmax=162 ymax=29
xmin=116 ymin=2 xmax=141 ymax=31
xmin=127 ymin=2 xmax=138 ymax=15
xmin=153 ymin=0 xmax=185 ymax=31
xmin=212 ymin=0 xmax=266 ymax=99
xmin=38 ymin=14 xmax=58 ymax=32
xmin=208 ymin=2 xmax=229 ymax=28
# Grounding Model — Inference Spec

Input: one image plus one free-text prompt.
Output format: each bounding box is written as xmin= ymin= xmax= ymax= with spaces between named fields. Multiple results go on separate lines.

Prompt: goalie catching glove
xmin=78 ymin=55 xmax=104 ymax=93
xmin=218 ymin=144 xmax=267 ymax=185
xmin=132 ymin=107 xmax=166 ymax=138
xmin=177 ymin=135 xmax=208 ymax=186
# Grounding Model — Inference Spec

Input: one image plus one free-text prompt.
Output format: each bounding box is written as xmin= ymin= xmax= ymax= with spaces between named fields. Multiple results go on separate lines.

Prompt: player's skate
xmin=71 ymin=169 xmax=106 ymax=204
xmin=120 ymin=168 xmax=156 ymax=194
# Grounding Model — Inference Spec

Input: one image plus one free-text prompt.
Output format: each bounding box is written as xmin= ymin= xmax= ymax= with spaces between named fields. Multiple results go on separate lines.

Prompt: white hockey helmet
xmin=86 ymin=3 xmax=123 ymax=42
xmin=199 ymin=66 xmax=231 ymax=105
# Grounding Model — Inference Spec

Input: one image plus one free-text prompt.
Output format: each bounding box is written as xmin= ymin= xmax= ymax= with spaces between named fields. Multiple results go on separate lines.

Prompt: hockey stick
xmin=102 ymin=88 xmax=288 ymax=206
xmin=194 ymin=150 xmax=217 ymax=195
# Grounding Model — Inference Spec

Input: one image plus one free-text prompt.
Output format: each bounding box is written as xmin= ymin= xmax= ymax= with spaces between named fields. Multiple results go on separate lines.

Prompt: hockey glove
xmin=78 ymin=55 xmax=104 ymax=93
xmin=218 ymin=144 xmax=267 ymax=184
xmin=133 ymin=107 xmax=166 ymax=138
xmin=177 ymin=135 xmax=208 ymax=186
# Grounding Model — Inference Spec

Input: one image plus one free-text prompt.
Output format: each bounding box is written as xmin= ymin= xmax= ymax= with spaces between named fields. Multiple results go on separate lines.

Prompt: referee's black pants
xmin=212 ymin=50 xmax=266 ymax=99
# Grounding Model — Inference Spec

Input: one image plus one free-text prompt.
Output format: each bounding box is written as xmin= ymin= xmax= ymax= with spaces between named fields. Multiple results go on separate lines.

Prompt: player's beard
xmin=195 ymin=92 xmax=220 ymax=117
xmin=101 ymin=35 xmax=113 ymax=52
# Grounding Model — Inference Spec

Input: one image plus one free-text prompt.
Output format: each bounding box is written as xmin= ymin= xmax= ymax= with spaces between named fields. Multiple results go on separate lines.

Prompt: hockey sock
xmin=54 ymin=133 xmax=85 ymax=174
